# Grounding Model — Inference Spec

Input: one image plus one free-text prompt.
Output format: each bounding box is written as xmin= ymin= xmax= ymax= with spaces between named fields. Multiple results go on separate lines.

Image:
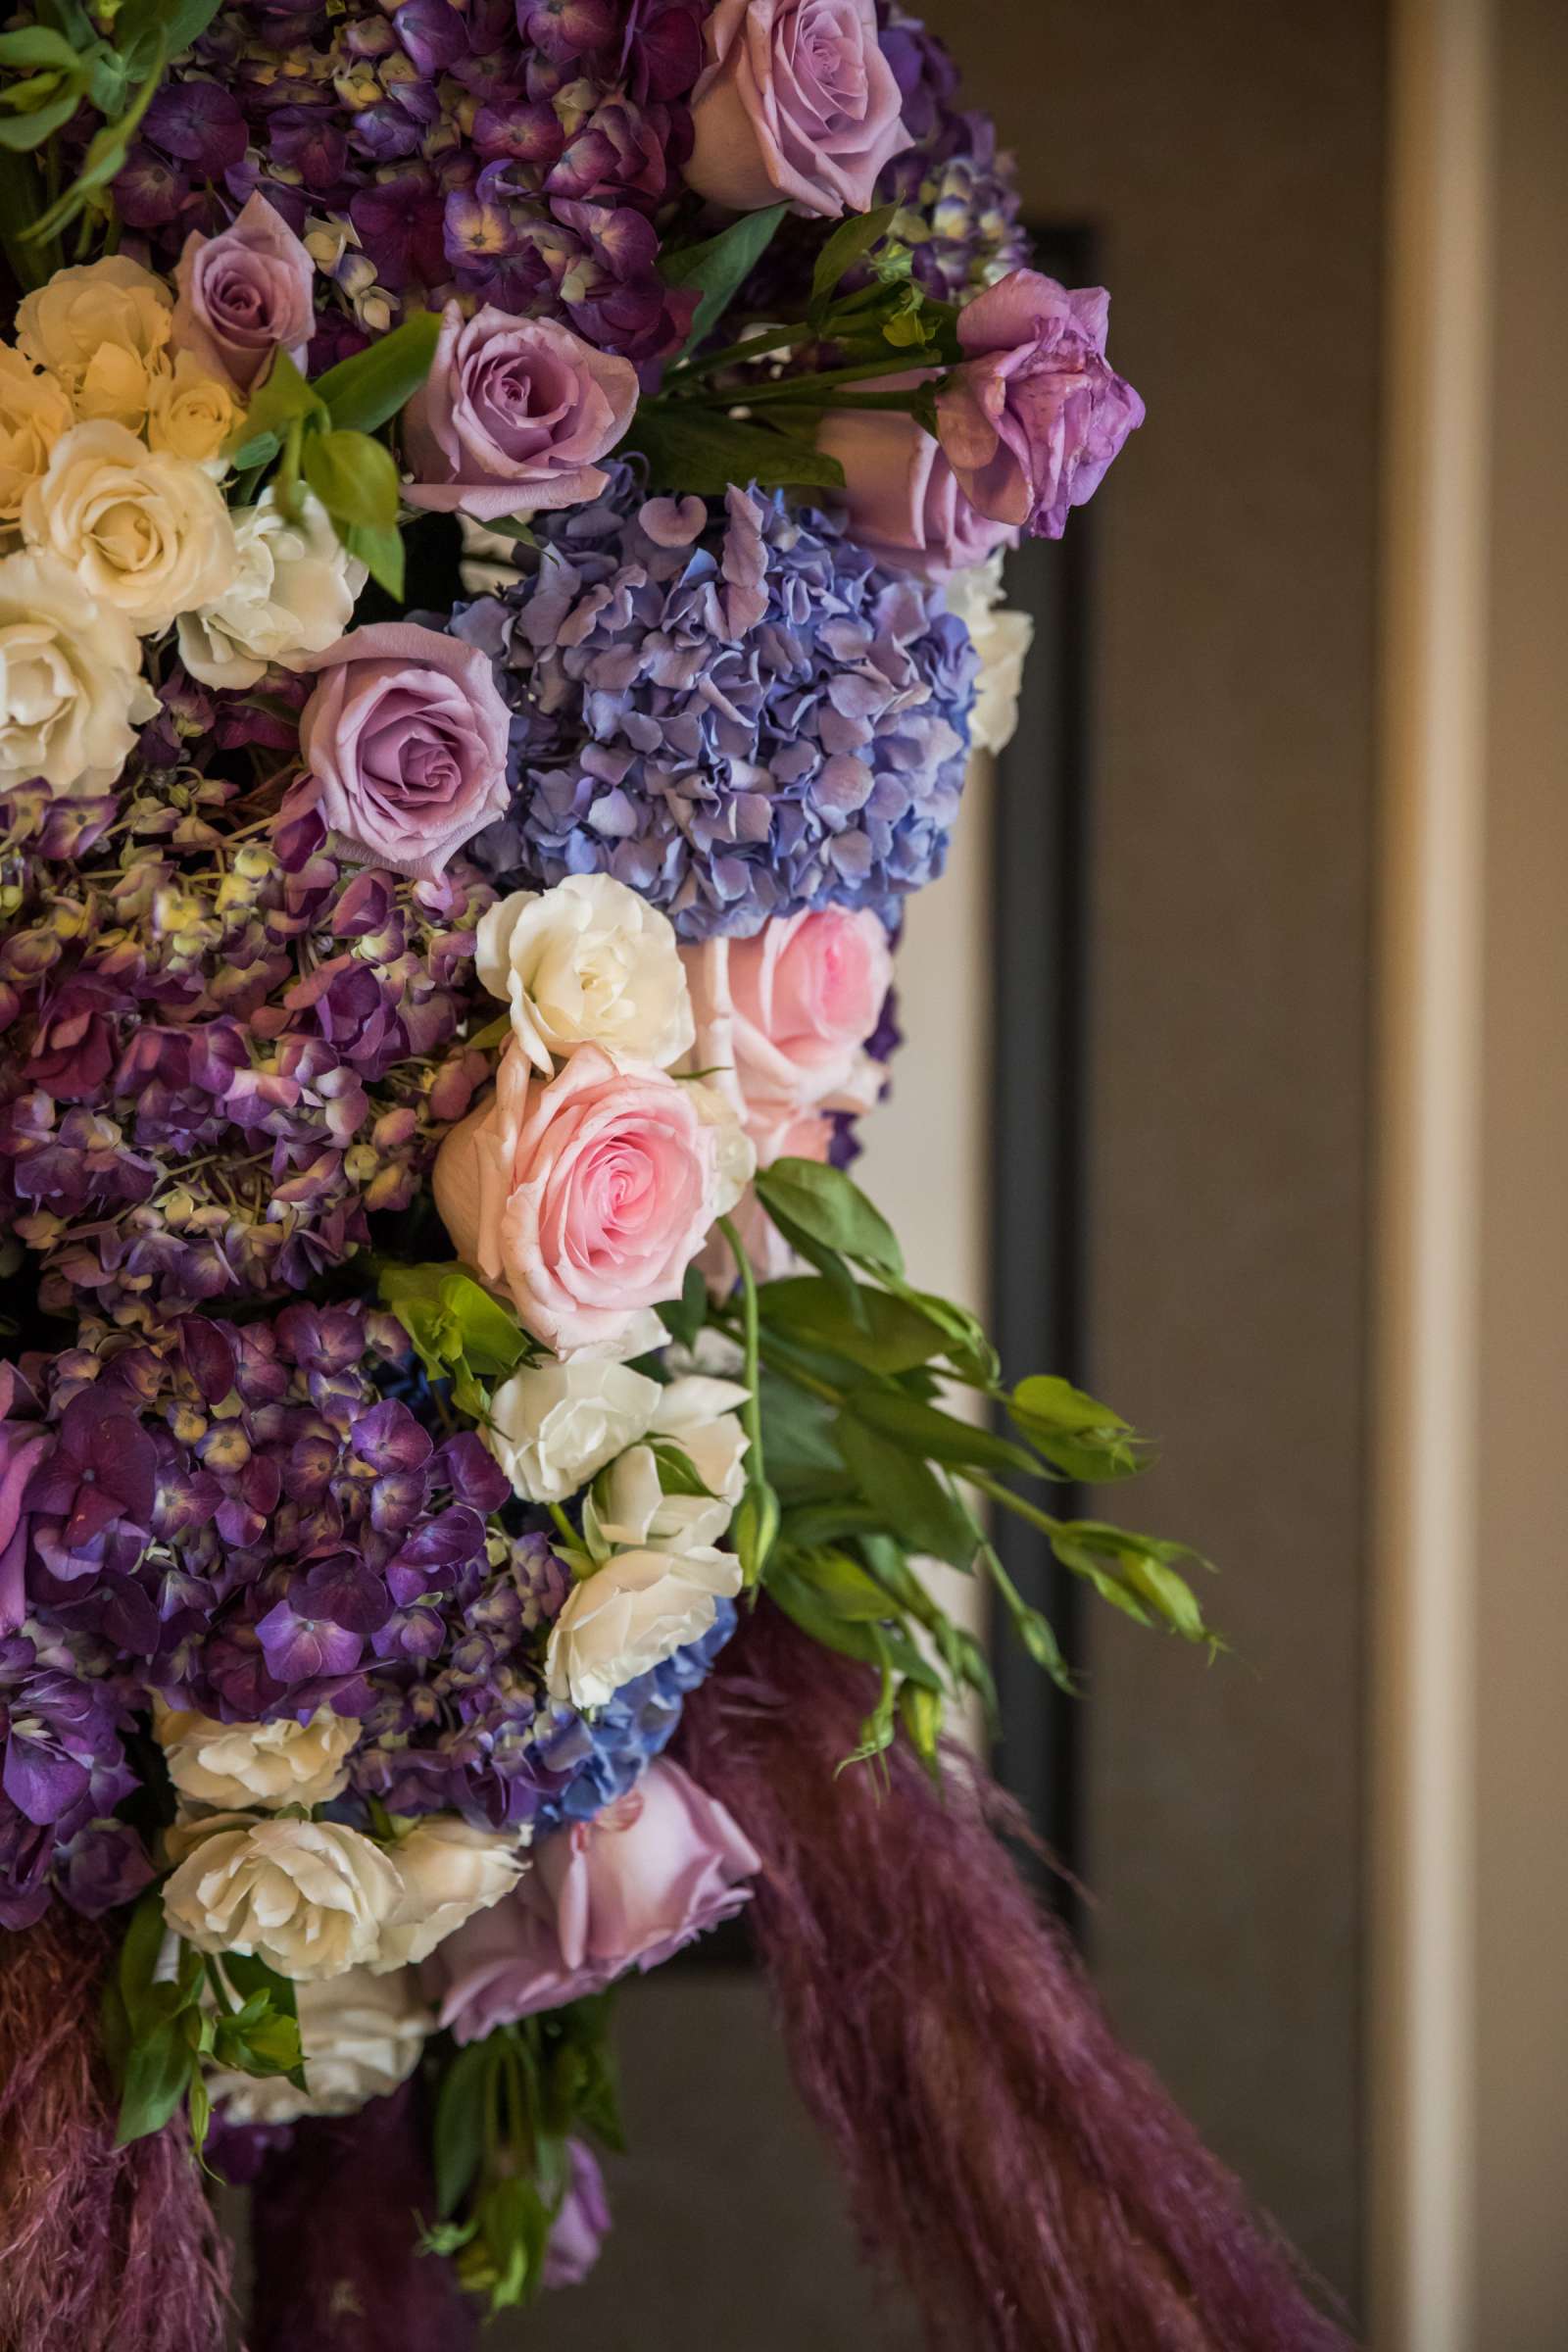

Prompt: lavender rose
xmin=936 ymin=270 xmax=1146 ymax=541
xmin=815 ymin=376 xmax=1016 ymax=579
xmin=293 ymin=621 xmax=512 ymax=880
xmin=172 ymin=191 xmax=316 ymax=394
xmin=402 ymin=304 xmax=639 ymax=524
xmin=685 ymin=0 xmax=911 ymax=219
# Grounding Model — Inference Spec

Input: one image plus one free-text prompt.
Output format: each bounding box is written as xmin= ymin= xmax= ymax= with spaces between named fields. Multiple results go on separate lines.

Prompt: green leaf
xmin=846 ymin=1388 xmax=1042 ymax=1477
xmin=340 ymin=518 xmax=405 ymax=600
xmin=1006 ymin=1373 xmax=1148 ymax=1482
xmin=433 ymin=2040 xmax=492 ymax=2219
xmin=0 ymin=89 xmax=79 ymax=149
xmin=755 ymin=1157 xmax=903 ymax=1275
xmin=118 ymin=1886 xmax=176 ymax=2033
xmin=303 ymin=428 xmax=401 ymax=531
xmin=0 ymin=27 xmax=82 ymax=68
xmin=625 ymin=404 xmax=846 ymax=498
xmin=314 ymin=308 xmax=442 ymax=435
xmin=379 ymin=1263 xmax=532 ymax=1381
xmin=808 ymin=202 xmax=900 ymax=320
xmin=223 ymin=350 xmax=325 ymax=465
xmin=766 ymin=1555 xmax=940 ymax=1688
xmin=115 ymin=2018 xmax=194 ymax=2147
xmin=759 ymin=1275 xmax=945 ymax=1373
xmin=832 ymin=1413 xmax=977 ymax=1568
xmin=656 ymin=1260 xmax=708 ymax=1351
xmin=661 ymin=202 xmax=789 ymax=360
xmin=117 ymin=0 xmax=226 ymax=56
xmin=24 ymin=36 xmax=166 ymax=244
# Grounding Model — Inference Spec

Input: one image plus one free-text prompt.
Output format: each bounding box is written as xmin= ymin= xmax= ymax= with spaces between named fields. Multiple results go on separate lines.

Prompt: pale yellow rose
xmin=17 ymin=257 xmax=172 ymax=405
xmin=0 ymin=348 xmax=72 ymax=527
xmin=21 ymin=418 xmax=237 ymax=636
xmin=146 ymin=350 xmax=241 ymax=469
xmin=74 ymin=341 xmax=172 ymax=435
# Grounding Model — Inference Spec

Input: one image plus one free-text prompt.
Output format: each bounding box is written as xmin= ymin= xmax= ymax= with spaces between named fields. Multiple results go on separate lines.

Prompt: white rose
xmin=146 ymin=351 xmax=242 ymax=471
xmin=16 ymin=256 xmax=173 ymax=425
xmin=595 ymin=1376 xmax=751 ymax=1554
xmin=0 ymin=547 xmax=158 ymax=796
xmin=484 ymin=1357 xmax=661 ymax=1505
xmin=176 ymin=489 xmax=366 ymax=690
xmin=372 ymin=1816 xmax=528 ymax=1971
xmin=162 ymin=1814 xmax=402 ymax=1981
xmin=477 ymin=874 xmax=696 ymax=1073
xmin=207 ymin=1966 xmax=431 ymax=2127
xmin=0 ymin=348 xmax=72 ymax=526
xmin=545 ymin=1544 xmax=742 ymax=1710
xmin=154 ymin=1700 xmax=359 ymax=1811
xmin=944 ymin=553 xmax=1034 ymax=756
xmin=22 ymin=418 xmax=237 ymax=635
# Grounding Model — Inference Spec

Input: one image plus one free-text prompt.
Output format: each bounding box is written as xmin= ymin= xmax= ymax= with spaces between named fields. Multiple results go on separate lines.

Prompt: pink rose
xmin=294 ymin=620 xmax=512 ymax=880
xmin=172 ymin=192 xmax=316 ymax=395
xmin=936 ymin=270 xmax=1146 ymax=541
xmin=685 ymin=0 xmax=910 ymax=220
xmin=684 ymin=907 xmax=892 ymax=1127
xmin=815 ymin=380 xmax=1017 ymax=580
xmin=402 ymin=303 xmax=639 ymax=524
xmin=427 ymin=1763 xmax=760 ymax=2041
xmin=433 ymin=1040 xmax=753 ymax=1359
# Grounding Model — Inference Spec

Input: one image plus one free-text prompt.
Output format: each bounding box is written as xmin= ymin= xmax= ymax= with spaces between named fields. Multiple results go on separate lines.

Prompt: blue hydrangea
xmin=449 ymin=467 xmax=978 ymax=941
xmin=529 ymin=1601 xmax=739 ymax=1831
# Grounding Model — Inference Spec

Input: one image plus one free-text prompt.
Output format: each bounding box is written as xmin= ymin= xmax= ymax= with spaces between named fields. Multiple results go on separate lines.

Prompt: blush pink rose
xmin=685 ymin=0 xmax=910 ymax=220
xmin=172 ymin=192 xmax=316 ymax=394
xmin=402 ymin=303 xmax=639 ymax=523
xmin=294 ymin=620 xmax=512 ymax=880
xmin=684 ymin=908 xmax=892 ymax=1123
xmin=427 ymin=1764 xmax=760 ymax=2042
xmin=936 ymin=270 xmax=1146 ymax=541
xmin=433 ymin=1040 xmax=754 ymax=1359
xmin=815 ymin=381 xmax=1017 ymax=580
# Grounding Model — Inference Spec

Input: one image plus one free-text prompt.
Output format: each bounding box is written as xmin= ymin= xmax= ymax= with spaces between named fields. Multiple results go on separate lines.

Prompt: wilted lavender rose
xmin=685 ymin=0 xmax=911 ymax=219
xmin=428 ymin=1760 xmax=760 ymax=2040
xmin=292 ymin=621 xmax=513 ymax=881
xmin=403 ymin=303 xmax=639 ymax=523
xmin=815 ymin=375 xmax=1016 ymax=580
xmin=936 ymin=270 xmax=1146 ymax=541
xmin=173 ymin=191 xmax=317 ymax=393
xmin=544 ymin=2139 xmax=612 ymax=2290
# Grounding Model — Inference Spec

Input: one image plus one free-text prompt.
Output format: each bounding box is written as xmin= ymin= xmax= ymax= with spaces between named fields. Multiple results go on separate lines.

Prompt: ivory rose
xmin=0 ymin=548 xmax=159 ymax=795
xmin=177 ymin=489 xmax=365 ymax=690
xmin=545 ymin=1544 xmax=743 ymax=1711
xmin=16 ymin=256 xmax=172 ymax=429
xmin=21 ymin=419 xmax=237 ymax=635
xmin=295 ymin=620 xmax=512 ymax=879
xmin=172 ymin=191 xmax=316 ymax=393
xmin=207 ymin=1966 xmax=431 ymax=2127
xmin=594 ymin=1375 xmax=751 ymax=1554
xmin=403 ymin=304 xmax=639 ymax=522
xmin=163 ymin=1813 xmax=403 ymax=1981
xmin=0 ymin=348 xmax=72 ymax=526
xmin=372 ymin=1815 xmax=528 ymax=1970
xmin=146 ymin=351 xmax=243 ymax=470
xmin=815 ymin=387 xmax=1016 ymax=580
xmin=483 ymin=1357 xmax=662 ymax=1505
xmin=433 ymin=1042 xmax=753 ymax=1360
xmin=477 ymin=874 xmax=695 ymax=1073
xmin=154 ymin=1700 xmax=358 ymax=1811
xmin=685 ymin=0 xmax=910 ymax=219
xmin=945 ymin=552 xmax=1034 ymax=756
xmin=428 ymin=1762 xmax=760 ymax=2040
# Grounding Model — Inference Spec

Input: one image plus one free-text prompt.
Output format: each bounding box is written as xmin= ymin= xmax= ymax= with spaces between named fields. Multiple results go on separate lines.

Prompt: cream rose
xmin=0 ymin=348 xmax=72 ymax=527
xmin=595 ymin=1375 xmax=751 ymax=1553
xmin=162 ymin=1813 xmax=402 ymax=1981
xmin=207 ymin=1966 xmax=431 ymax=2127
xmin=176 ymin=489 xmax=365 ymax=690
xmin=22 ymin=419 xmax=236 ymax=635
xmin=484 ymin=1357 xmax=661 ymax=1506
xmin=16 ymin=257 xmax=173 ymax=422
xmin=945 ymin=552 xmax=1034 ymax=756
xmin=372 ymin=1816 xmax=529 ymax=1971
xmin=147 ymin=351 xmax=243 ymax=471
xmin=545 ymin=1544 xmax=743 ymax=1710
xmin=477 ymin=874 xmax=696 ymax=1074
xmin=0 ymin=548 xmax=158 ymax=796
xmin=153 ymin=1700 xmax=359 ymax=1811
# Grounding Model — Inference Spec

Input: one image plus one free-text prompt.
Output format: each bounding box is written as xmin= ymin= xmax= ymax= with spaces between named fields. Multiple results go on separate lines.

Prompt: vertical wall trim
xmin=1371 ymin=2 xmax=1494 ymax=2345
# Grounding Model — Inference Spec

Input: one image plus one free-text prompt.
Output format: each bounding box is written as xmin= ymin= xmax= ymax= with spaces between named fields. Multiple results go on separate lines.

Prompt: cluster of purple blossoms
xmin=124 ymin=0 xmax=710 ymax=367
xmin=451 ymin=466 xmax=979 ymax=941
xmin=0 ymin=761 xmax=496 ymax=1328
xmin=875 ymin=1 xmax=1032 ymax=303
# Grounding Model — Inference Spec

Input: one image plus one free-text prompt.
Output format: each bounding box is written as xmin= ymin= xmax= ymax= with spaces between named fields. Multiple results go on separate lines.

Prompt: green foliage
xmin=376 ymin=1260 xmax=536 ymax=1420
xmin=622 ymin=404 xmax=846 ymax=498
xmin=660 ymin=202 xmax=789 ymax=362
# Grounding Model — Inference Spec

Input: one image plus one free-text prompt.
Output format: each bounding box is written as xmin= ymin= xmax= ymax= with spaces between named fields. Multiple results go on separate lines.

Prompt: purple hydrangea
xmin=451 ymin=466 xmax=978 ymax=940
xmin=874 ymin=1 xmax=1032 ymax=303
xmin=0 ymin=1629 xmax=146 ymax=1929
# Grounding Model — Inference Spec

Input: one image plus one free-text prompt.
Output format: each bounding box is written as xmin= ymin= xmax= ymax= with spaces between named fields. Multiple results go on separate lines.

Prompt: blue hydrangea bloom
xmin=530 ymin=1601 xmax=739 ymax=1831
xmin=450 ymin=468 xmax=978 ymax=941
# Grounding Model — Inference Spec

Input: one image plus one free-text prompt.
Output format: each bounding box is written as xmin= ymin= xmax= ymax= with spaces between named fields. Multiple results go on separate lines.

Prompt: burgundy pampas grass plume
xmin=0 ymin=1905 xmax=231 ymax=2352
xmin=249 ymin=2081 xmax=477 ymax=2352
xmin=678 ymin=1599 xmax=1355 ymax=2352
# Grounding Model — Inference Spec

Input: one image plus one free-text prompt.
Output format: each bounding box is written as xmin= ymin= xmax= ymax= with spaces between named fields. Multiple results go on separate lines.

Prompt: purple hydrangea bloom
xmin=451 ymin=467 xmax=978 ymax=941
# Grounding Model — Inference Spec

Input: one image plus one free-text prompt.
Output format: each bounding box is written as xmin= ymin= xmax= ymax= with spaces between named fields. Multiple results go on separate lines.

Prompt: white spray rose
xmin=207 ymin=1966 xmax=432 ymax=2127
xmin=162 ymin=1814 xmax=403 ymax=1981
xmin=17 ymin=256 xmax=173 ymax=431
xmin=0 ymin=348 xmax=72 ymax=527
xmin=176 ymin=489 xmax=366 ymax=689
xmin=154 ymin=1701 xmax=359 ymax=1811
xmin=477 ymin=874 xmax=697 ymax=1072
xmin=545 ymin=1544 xmax=742 ymax=1710
xmin=0 ymin=548 xmax=158 ymax=795
xmin=146 ymin=351 xmax=243 ymax=471
xmin=21 ymin=418 xmax=237 ymax=635
xmin=595 ymin=1376 xmax=751 ymax=1553
xmin=484 ymin=1357 xmax=661 ymax=1506
xmin=372 ymin=1816 xmax=529 ymax=1971
xmin=945 ymin=553 xmax=1034 ymax=756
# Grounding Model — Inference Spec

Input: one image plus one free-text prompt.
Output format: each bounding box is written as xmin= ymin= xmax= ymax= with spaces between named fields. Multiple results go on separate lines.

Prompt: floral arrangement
xmin=0 ymin=8 xmax=1350 ymax=2352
